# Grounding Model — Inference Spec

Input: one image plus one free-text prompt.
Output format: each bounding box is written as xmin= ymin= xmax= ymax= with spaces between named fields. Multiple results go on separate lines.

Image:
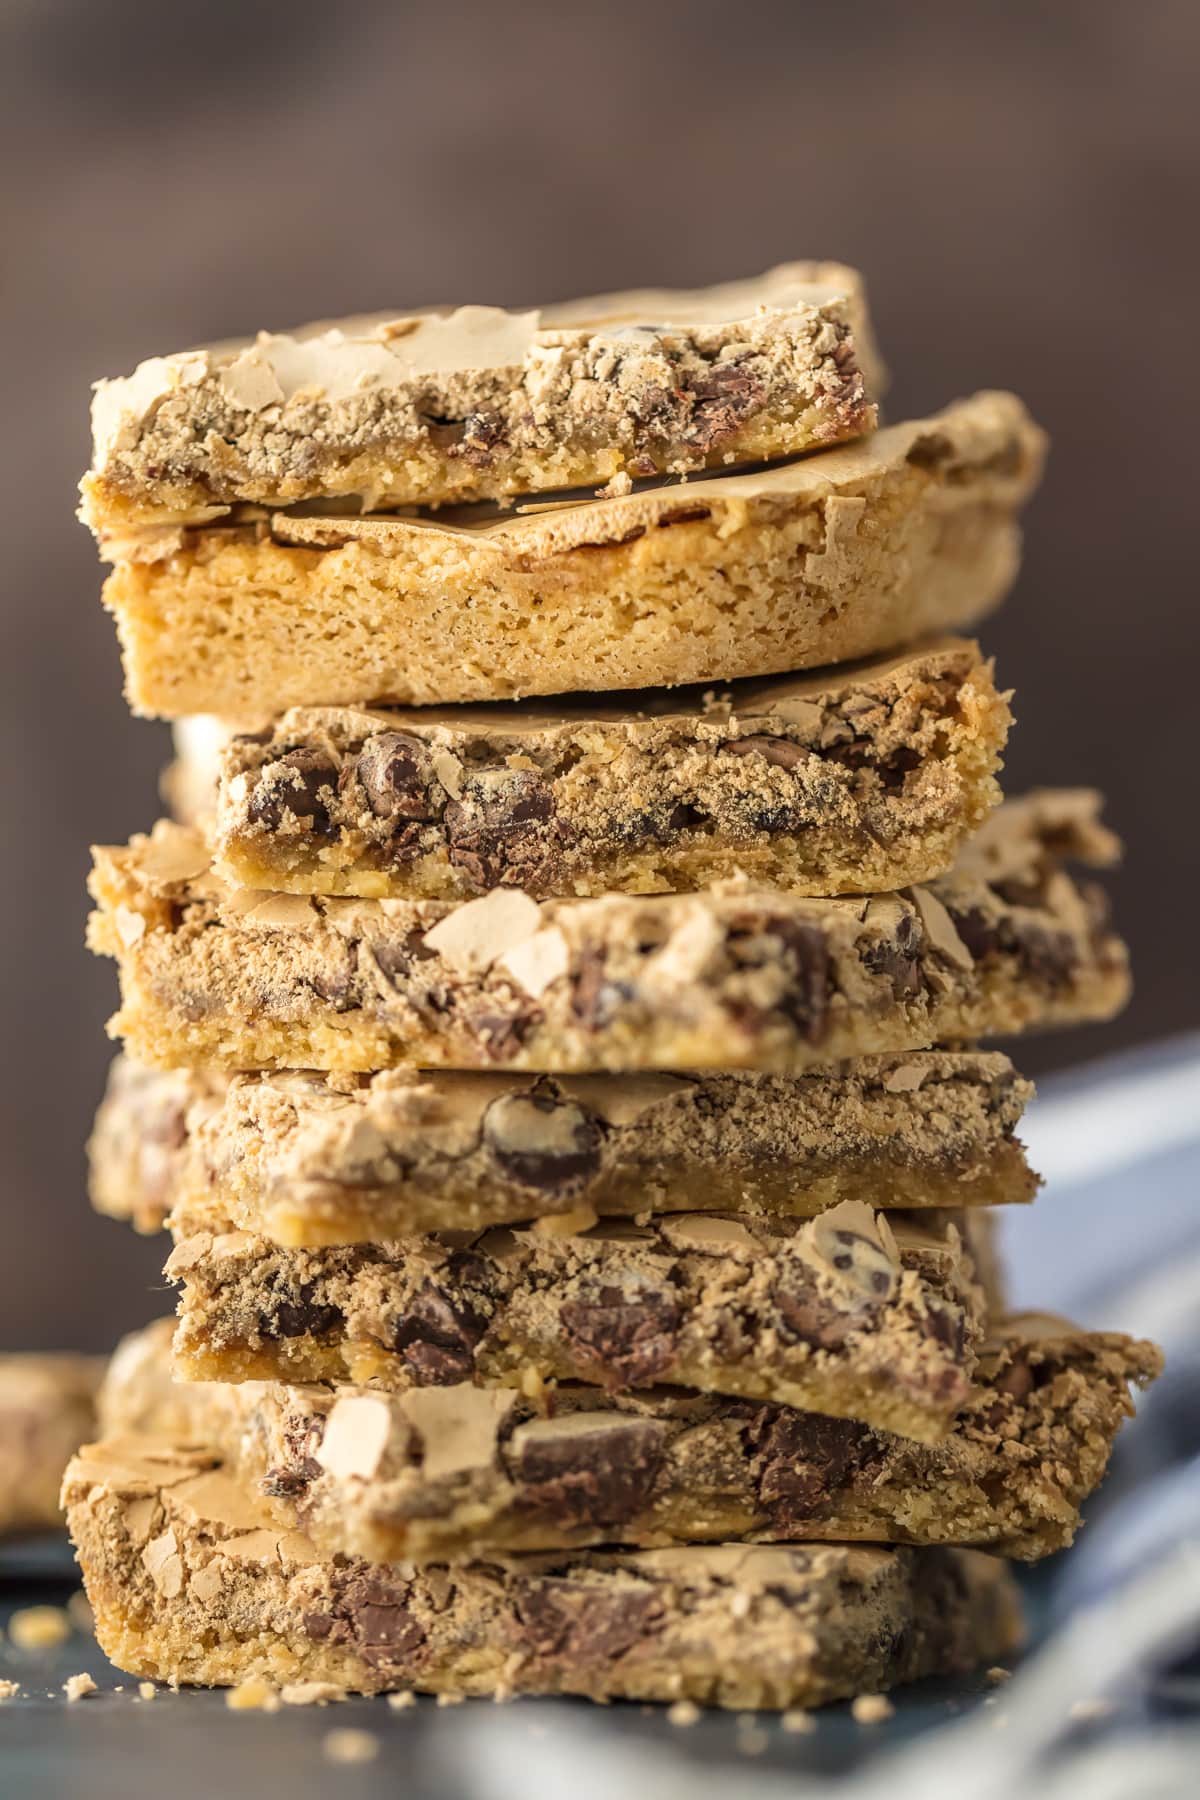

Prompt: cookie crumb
xmin=281 ymin=1681 xmax=347 ymax=1707
xmin=225 ymin=1678 xmax=279 ymax=1712
xmin=387 ymin=1690 xmax=416 ymax=1710
xmin=668 ymin=1699 xmax=700 ymax=1726
xmin=9 ymin=1607 xmax=70 ymax=1650
xmin=782 ymin=1708 xmax=815 ymax=1733
xmin=64 ymin=1673 xmax=98 ymax=1703
xmin=1069 ymin=1697 xmax=1114 ymax=1724
xmin=323 ymin=1728 xmax=380 ymax=1765
xmin=138 ymin=1682 xmax=156 ymax=1701
xmin=0 ymin=1680 xmax=21 ymax=1701
xmin=852 ymin=1694 xmax=894 ymax=1724
xmin=986 ymin=1666 xmax=1012 ymax=1685
xmin=737 ymin=1724 xmax=769 ymax=1756
xmin=67 ymin=1591 xmax=95 ymax=1634
xmin=436 ymin=1691 xmax=465 ymax=1707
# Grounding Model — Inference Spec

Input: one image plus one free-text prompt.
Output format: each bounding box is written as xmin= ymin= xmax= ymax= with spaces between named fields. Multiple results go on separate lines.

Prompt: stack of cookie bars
xmin=70 ymin=267 xmax=1161 ymax=1710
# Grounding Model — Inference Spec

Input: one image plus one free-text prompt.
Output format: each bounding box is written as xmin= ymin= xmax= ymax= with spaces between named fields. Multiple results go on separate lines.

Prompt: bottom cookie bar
xmin=64 ymin=1437 xmax=1022 ymax=1707
xmin=0 ymin=1353 xmax=101 ymax=1535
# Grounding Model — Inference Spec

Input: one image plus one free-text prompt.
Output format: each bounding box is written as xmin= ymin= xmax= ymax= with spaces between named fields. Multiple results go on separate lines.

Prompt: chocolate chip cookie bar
xmin=89 ymin=1051 xmax=1038 ymax=1244
xmin=0 ymin=1354 xmax=102 ymax=1535
xmin=87 ymin=793 xmax=1128 ymax=1075
xmin=65 ymin=1437 xmax=1022 ymax=1706
xmin=99 ymin=1315 xmax=1160 ymax=1563
xmin=82 ymin=264 xmax=881 ymax=549
xmin=98 ymin=393 xmax=1043 ymax=717
xmin=208 ymin=640 xmax=1010 ymax=903
xmin=165 ymin=1203 xmax=987 ymax=1443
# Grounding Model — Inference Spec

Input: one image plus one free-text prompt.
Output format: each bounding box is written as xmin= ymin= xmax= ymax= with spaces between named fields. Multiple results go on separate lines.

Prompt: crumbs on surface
xmin=668 ymin=1699 xmax=701 ymax=1726
xmin=225 ymin=1678 xmax=279 ymax=1712
xmin=323 ymin=1728 xmax=380 ymax=1764
xmin=9 ymin=1607 xmax=70 ymax=1650
xmin=851 ymin=1694 xmax=895 ymax=1724
xmin=64 ymin=1672 xmax=98 ymax=1702
xmin=281 ymin=1681 xmax=347 ymax=1706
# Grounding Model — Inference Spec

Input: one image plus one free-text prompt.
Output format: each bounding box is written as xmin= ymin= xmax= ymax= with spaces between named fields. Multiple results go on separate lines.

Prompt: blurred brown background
xmin=1 ymin=0 xmax=1197 ymax=1348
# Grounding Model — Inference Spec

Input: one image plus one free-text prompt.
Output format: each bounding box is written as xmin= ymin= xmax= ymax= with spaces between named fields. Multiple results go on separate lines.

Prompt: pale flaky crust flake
xmin=64 ymin=1436 xmax=1022 ymax=1707
xmin=88 ymin=1051 xmax=1037 ymax=1244
xmin=83 ymin=264 xmax=881 ymax=544
xmin=99 ymin=393 xmax=1044 ymax=716
xmin=86 ymin=793 xmax=1128 ymax=1075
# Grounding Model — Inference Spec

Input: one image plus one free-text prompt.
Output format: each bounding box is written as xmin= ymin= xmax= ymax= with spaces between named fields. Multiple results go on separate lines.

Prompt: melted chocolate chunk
xmin=749 ymin=1407 xmax=883 ymax=1522
xmin=248 ymin=748 xmax=338 ymax=834
xmin=306 ymin=1570 xmax=428 ymax=1673
xmin=773 ymin=1281 xmax=863 ymax=1351
xmin=559 ymin=1287 xmax=680 ymax=1388
xmin=392 ymin=1265 xmax=490 ymax=1386
xmin=356 ymin=732 xmax=441 ymax=825
xmin=512 ymin=1416 xmax=666 ymax=1526
xmin=685 ymin=360 xmax=768 ymax=452
xmin=514 ymin=1580 xmax=662 ymax=1663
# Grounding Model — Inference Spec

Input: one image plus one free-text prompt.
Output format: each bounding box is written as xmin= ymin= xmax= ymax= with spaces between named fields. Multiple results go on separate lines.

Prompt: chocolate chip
xmin=666 ymin=801 xmax=709 ymax=832
xmin=992 ymin=1353 xmax=1034 ymax=1401
xmin=685 ymin=361 xmax=767 ymax=452
xmin=560 ymin=1287 xmax=680 ymax=1388
xmin=463 ymin=1000 xmax=540 ymax=1062
xmin=511 ymin=1417 xmax=665 ymax=1526
xmin=863 ymin=911 xmax=926 ymax=1000
xmin=263 ymin=1284 xmax=344 ymax=1341
xmin=945 ymin=905 xmax=1003 ymax=962
xmin=392 ymin=1270 xmax=490 ymax=1386
xmin=319 ymin=1570 xmax=427 ymax=1673
xmin=261 ymin=1466 xmax=314 ymax=1500
xmin=515 ymin=1581 xmax=662 ymax=1663
xmin=1010 ymin=923 xmax=1079 ymax=988
xmin=773 ymin=1281 xmax=862 ymax=1350
xmin=444 ymin=768 xmax=563 ymax=891
xmin=356 ymin=732 xmax=441 ymax=825
xmin=906 ymin=431 xmax=954 ymax=470
xmin=921 ymin=1302 xmax=967 ymax=1358
xmin=483 ymin=1088 xmax=604 ymax=1194
xmin=371 ymin=930 xmax=441 ymax=992
xmin=247 ymin=748 xmax=338 ymax=834
xmin=773 ymin=920 xmax=833 ymax=1043
xmin=749 ymin=1408 xmax=882 ymax=1522
xmin=722 ymin=735 xmax=809 ymax=771
xmin=570 ymin=947 xmax=632 ymax=1031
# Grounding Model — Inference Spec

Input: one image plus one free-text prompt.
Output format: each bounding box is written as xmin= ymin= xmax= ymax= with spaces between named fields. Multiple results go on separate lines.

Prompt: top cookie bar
xmin=81 ymin=264 xmax=880 ymax=543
